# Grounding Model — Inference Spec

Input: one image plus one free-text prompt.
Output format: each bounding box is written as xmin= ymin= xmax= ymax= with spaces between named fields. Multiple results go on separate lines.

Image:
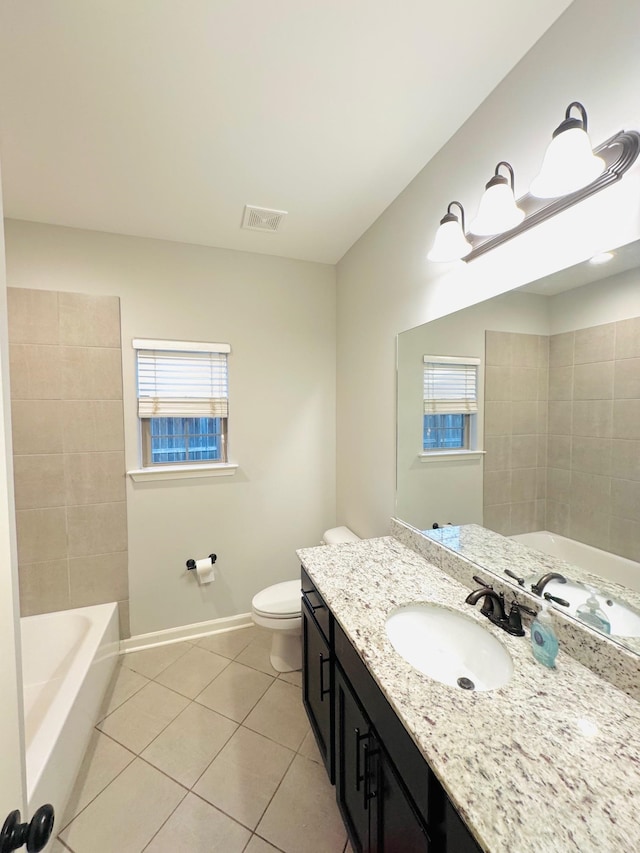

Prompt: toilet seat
xmin=252 ymin=580 xmax=301 ymax=619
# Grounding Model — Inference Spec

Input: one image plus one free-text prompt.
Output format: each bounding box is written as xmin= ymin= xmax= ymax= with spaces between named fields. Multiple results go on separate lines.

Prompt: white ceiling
xmin=0 ymin=1 xmax=573 ymax=264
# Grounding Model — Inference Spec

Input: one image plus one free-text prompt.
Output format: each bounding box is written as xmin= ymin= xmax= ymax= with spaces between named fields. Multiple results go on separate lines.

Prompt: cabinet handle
xmin=354 ymin=728 xmax=369 ymax=792
xmin=302 ymin=590 xmax=325 ymax=612
xmin=362 ymin=743 xmax=380 ymax=811
xmin=319 ymin=654 xmax=331 ymax=700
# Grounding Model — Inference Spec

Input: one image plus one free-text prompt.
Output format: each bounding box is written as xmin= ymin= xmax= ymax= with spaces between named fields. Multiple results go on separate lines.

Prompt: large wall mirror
xmin=396 ymin=240 xmax=640 ymax=656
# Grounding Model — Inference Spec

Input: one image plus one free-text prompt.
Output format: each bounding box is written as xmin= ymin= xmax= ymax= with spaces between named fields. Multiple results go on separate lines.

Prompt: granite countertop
xmin=297 ymin=536 xmax=640 ymax=853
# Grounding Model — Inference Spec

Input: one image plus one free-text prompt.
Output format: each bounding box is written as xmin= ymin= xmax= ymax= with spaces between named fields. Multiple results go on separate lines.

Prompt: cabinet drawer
xmin=301 ymin=566 xmax=332 ymax=642
xmin=335 ymin=619 xmax=433 ymax=823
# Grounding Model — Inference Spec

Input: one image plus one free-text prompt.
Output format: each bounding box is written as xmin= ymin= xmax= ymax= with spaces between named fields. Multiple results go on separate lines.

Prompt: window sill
xmin=128 ymin=463 xmax=239 ymax=482
xmin=418 ymin=450 xmax=485 ymax=462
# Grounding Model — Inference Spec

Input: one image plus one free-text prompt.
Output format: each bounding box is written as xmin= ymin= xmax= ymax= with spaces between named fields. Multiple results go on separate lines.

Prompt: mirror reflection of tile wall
xmin=484 ymin=319 xmax=640 ymax=564
xmin=7 ymin=288 xmax=129 ymax=637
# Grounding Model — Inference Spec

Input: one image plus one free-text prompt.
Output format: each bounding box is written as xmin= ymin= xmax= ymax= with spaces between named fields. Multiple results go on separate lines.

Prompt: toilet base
xmin=270 ymin=630 xmax=301 ymax=673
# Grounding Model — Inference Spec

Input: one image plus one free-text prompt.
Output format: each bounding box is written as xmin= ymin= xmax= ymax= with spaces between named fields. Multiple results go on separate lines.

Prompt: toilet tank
xmin=322 ymin=526 xmax=360 ymax=545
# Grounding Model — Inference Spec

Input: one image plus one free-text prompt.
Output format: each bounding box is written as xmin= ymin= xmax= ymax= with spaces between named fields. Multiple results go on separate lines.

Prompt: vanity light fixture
xmin=530 ymin=102 xmax=605 ymax=198
xmin=427 ymin=201 xmax=472 ymax=262
xmin=470 ymin=161 xmax=525 ymax=236
xmin=428 ymin=102 xmax=640 ymax=263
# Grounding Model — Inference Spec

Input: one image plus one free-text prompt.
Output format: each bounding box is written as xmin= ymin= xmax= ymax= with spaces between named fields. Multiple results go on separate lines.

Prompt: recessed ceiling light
xmin=589 ymin=251 xmax=615 ymax=265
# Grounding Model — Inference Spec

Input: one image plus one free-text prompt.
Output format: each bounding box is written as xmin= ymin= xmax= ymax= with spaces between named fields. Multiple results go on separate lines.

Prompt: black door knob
xmin=0 ymin=804 xmax=54 ymax=853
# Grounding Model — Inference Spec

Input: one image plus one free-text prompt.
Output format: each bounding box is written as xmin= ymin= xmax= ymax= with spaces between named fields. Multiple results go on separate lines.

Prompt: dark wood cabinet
xmin=301 ymin=566 xmax=483 ymax=853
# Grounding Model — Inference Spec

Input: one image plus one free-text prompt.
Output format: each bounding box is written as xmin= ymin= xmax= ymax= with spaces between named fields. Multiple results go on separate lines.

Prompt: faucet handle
xmin=506 ymin=602 xmax=529 ymax=636
xmin=544 ymin=592 xmax=570 ymax=608
xmin=472 ymin=575 xmax=492 ymax=588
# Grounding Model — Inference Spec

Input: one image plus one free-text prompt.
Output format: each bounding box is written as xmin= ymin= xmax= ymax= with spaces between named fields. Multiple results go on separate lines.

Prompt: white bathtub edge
xmin=120 ymin=611 xmax=253 ymax=654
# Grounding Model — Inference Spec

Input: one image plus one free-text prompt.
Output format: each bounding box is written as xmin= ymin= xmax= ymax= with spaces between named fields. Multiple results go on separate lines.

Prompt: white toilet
xmin=251 ymin=526 xmax=360 ymax=672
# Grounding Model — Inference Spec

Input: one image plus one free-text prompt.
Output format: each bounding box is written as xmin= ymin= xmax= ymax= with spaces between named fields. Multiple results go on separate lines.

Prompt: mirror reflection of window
xmin=422 ymin=356 xmax=480 ymax=452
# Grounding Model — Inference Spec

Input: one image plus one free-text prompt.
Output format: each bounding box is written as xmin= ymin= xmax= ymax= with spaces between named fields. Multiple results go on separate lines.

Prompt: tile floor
xmin=54 ymin=626 xmax=353 ymax=853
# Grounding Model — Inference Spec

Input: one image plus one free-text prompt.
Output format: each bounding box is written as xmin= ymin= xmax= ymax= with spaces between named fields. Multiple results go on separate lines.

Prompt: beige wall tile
xmin=59 ymin=292 xmax=121 ymax=348
xmin=511 ymin=434 xmax=538 ymax=469
xmin=549 ymin=332 xmax=574 ymax=367
xmin=117 ymin=599 xmax=130 ymax=639
xmin=615 ymin=317 xmax=640 ymax=359
xmin=511 ymin=333 xmax=540 ymax=368
xmin=547 ymin=435 xmax=571 ymax=470
xmin=611 ymin=478 xmax=640 ymax=522
xmin=484 ymin=401 xmax=511 ymax=436
xmin=16 ymin=507 xmax=67 ymax=563
xmin=482 ymin=503 xmax=511 ymax=536
xmin=574 ymin=323 xmax=615 ymax=364
xmin=69 ymin=552 xmax=129 ymax=608
xmin=573 ymin=361 xmax=614 ymax=401
xmin=536 ymin=467 xmax=547 ymax=500
xmin=614 ymin=357 xmax=640 ymax=400
xmin=510 ymin=501 xmax=538 ymax=534
xmin=548 ymin=366 xmax=573 ymax=401
xmin=485 ymin=331 xmax=512 ymax=366
xmin=569 ymin=504 xmax=610 ymax=551
xmin=537 ymin=366 xmax=549 ymax=401
xmin=7 ymin=288 xmax=59 ymax=345
xmin=64 ymin=451 xmax=126 ymax=505
xmin=11 ymin=400 xmax=64 ymax=454
xmin=570 ymin=471 xmax=611 ymax=515
xmin=572 ymin=400 xmax=613 ymax=438
xmin=611 ymin=439 xmax=640 ymax=481
xmin=546 ymin=500 xmax=569 ymax=536
xmin=511 ymin=367 xmax=539 ymax=401
xmin=537 ymin=401 xmax=548 ymax=435
xmin=61 ymin=400 xmax=125 ymax=452
xmin=18 ymin=559 xmax=69 ymax=616
xmin=483 ymin=470 xmax=511 ymax=506
xmin=548 ymin=401 xmax=572 ymax=435
xmin=484 ymin=366 xmax=512 ymax=401
xmin=537 ymin=335 xmax=549 ymax=368
xmin=571 ymin=436 xmax=611 ymax=477
xmin=547 ymin=467 xmax=570 ymax=504
xmin=61 ymin=346 xmax=123 ymax=400
xmin=511 ymin=401 xmax=537 ymax=435
xmin=511 ymin=468 xmax=537 ymax=503
xmin=9 ymin=344 xmax=62 ymax=399
xmin=537 ymin=434 xmax=547 ymax=468
xmin=67 ymin=502 xmax=128 ymax=557
xmin=609 ymin=516 xmax=640 ymax=562
xmin=613 ymin=399 xmax=640 ymax=440
xmin=483 ymin=435 xmax=511 ymax=472
xmin=13 ymin=453 xmax=65 ymax=510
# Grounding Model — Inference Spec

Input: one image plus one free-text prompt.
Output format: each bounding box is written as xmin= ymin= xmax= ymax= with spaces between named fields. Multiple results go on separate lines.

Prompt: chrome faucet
xmin=531 ymin=571 xmax=566 ymax=597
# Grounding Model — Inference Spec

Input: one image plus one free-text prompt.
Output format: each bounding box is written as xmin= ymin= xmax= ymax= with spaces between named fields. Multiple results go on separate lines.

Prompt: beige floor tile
xmin=244 ymin=679 xmax=309 ymax=750
xmin=59 ymin=758 xmax=185 ymax=853
xmin=154 ymin=645 xmax=231 ymax=699
xmin=196 ymin=626 xmax=258 ymax=658
xmin=142 ymin=701 xmax=237 ymax=788
xmin=195 ymin=661 xmax=274 ymax=722
xmin=298 ymin=729 xmax=322 ymax=764
xmin=278 ymin=669 xmax=302 ymax=688
xmin=257 ymin=754 xmax=347 ymax=853
xmin=144 ymin=792 xmax=251 ymax=852
xmin=245 ymin=836 xmax=283 ymax=853
xmin=50 ymin=841 xmax=71 ymax=853
xmin=235 ymin=635 xmax=279 ymax=676
xmin=97 ymin=681 xmax=189 ymax=753
xmin=123 ymin=642 xmax=192 ymax=679
xmin=193 ymin=727 xmax=294 ymax=830
xmin=61 ymin=730 xmax=135 ymax=828
xmin=99 ymin=661 xmax=150 ymax=720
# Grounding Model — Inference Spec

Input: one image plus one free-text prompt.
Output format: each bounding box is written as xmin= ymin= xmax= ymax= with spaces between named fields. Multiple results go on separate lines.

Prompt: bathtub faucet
xmin=531 ymin=571 xmax=567 ymax=597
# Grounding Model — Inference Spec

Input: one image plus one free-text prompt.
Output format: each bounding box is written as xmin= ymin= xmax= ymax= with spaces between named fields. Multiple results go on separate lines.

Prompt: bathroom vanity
xmin=298 ymin=535 xmax=640 ymax=853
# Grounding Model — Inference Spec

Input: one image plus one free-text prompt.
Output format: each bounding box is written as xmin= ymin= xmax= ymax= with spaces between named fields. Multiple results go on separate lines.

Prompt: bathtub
xmin=510 ymin=531 xmax=640 ymax=637
xmin=20 ymin=603 xmax=120 ymax=824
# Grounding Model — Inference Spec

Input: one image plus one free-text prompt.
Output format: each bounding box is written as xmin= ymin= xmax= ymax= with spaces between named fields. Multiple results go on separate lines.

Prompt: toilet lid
xmin=252 ymin=580 xmax=301 ymax=618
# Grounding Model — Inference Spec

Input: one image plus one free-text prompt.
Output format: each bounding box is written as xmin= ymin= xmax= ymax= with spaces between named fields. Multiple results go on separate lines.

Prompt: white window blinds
xmin=134 ymin=339 xmax=230 ymax=419
xmin=423 ymin=355 xmax=480 ymax=415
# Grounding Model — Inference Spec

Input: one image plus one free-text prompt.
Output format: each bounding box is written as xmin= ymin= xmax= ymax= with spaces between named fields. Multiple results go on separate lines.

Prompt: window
xmin=134 ymin=339 xmax=230 ymax=466
xmin=423 ymin=356 xmax=480 ymax=452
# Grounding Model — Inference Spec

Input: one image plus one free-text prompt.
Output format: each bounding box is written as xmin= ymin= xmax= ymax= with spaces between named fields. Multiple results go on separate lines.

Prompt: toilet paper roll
xmin=194 ymin=557 xmax=215 ymax=585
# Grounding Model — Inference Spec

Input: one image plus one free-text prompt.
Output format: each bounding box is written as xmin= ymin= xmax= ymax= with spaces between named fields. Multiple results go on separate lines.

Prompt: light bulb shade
xmin=530 ymin=126 xmax=605 ymax=198
xmin=427 ymin=216 xmax=472 ymax=262
xmin=470 ymin=180 xmax=525 ymax=235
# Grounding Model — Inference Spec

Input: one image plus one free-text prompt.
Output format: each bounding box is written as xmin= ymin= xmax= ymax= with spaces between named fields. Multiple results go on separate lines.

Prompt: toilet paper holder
xmin=186 ymin=553 xmax=217 ymax=571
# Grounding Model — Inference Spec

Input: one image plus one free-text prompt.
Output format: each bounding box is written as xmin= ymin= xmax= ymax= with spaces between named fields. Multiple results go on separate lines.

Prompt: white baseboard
xmin=120 ymin=612 xmax=254 ymax=654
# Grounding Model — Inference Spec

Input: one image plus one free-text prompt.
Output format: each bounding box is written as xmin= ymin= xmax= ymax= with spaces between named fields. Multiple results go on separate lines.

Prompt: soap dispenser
xmin=576 ymin=593 xmax=611 ymax=634
xmin=530 ymin=603 xmax=559 ymax=669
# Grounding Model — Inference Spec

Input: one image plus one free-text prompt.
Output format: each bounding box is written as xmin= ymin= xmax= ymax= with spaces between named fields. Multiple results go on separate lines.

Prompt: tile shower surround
xmin=484 ymin=318 xmax=640 ymax=563
xmin=7 ymin=288 xmax=129 ymax=636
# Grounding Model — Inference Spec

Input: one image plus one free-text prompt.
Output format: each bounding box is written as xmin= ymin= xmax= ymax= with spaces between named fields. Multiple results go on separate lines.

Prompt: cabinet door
xmin=373 ymin=747 xmax=431 ymax=853
xmin=445 ymin=799 xmax=483 ymax=853
xmin=302 ymin=599 xmax=333 ymax=780
xmin=335 ymin=666 xmax=375 ymax=852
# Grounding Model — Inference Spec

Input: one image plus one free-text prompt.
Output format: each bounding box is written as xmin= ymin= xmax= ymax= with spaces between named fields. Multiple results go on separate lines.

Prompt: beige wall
xmin=336 ymin=0 xmax=640 ymax=537
xmin=7 ymin=288 xmax=130 ymax=635
xmin=4 ymin=221 xmax=336 ymax=636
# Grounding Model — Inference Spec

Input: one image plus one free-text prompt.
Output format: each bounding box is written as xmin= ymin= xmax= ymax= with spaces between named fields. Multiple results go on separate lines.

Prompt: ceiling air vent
xmin=242 ymin=205 xmax=287 ymax=233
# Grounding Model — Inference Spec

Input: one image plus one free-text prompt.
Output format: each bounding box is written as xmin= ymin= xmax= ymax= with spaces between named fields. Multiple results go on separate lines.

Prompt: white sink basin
xmin=385 ymin=603 xmax=513 ymax=691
